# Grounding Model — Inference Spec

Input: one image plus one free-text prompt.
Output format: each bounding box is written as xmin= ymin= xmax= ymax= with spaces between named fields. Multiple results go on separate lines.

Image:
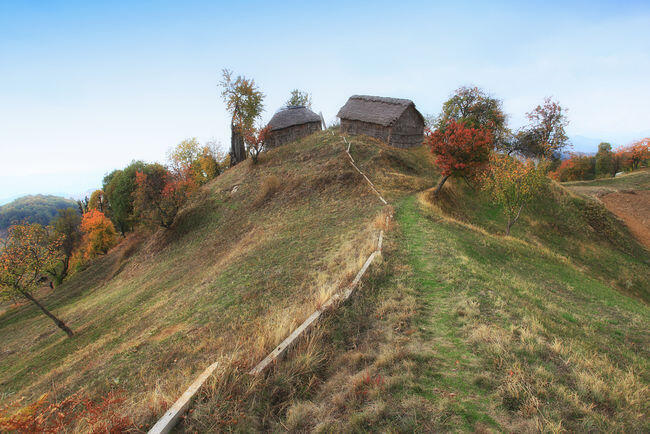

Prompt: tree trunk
xmin=58 ymin=255 xmax=70 ymax=284
xmin=434 ymin=174 xmax=450 ymax=195
xmin=21 ymin=290 xmax=74 ymax=337
xmin=506 ymin=205 xmax=524 ymax=236
xmin=230 ymin=123 xmax=246 ymax=166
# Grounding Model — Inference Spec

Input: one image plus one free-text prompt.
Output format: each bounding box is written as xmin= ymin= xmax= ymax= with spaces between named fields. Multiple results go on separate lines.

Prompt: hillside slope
xmin=563 ymin=169 xmax=650 ymax=249
xmin=182 ymin=136 xmax=649 ymax=432
xmin=1 ymin=131 xmax=648 ymax=432
xmin=0 ymin=130 xmax=412 ymax=427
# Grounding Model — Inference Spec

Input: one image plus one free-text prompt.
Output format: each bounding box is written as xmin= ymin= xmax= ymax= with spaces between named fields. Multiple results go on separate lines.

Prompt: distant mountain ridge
xmin=0 ymin=194 xmax=78 ymax=232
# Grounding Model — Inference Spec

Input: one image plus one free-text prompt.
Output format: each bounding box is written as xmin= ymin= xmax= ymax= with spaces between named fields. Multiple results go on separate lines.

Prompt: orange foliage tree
xmin=615 ymin=138 xmax=650 ymax=171
xmin=134 ymin=164 xmax=196 ymax=228
xmin=481 ymin=153 xmax=548 ymax=236
xmin=549 ymin=154 xmax=596 ymax=182
xmin=0 ymin=223 xmax=74 ymax=336
xmin=80 ymin=209 xmax=118 ymax=259
xmin=425 ymin=120 xmax=492 ymax=194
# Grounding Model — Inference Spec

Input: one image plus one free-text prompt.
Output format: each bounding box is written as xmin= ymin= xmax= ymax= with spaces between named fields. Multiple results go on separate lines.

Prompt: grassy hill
xmin=1 ymin=130 xmax=648 ymax=432
xmin=0 ymin=194 xmax=77 ymax=234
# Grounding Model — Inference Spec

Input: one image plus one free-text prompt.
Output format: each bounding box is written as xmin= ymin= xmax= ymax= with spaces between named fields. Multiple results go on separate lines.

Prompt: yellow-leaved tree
xmin=481 ymin=153 xmax=548 ymax=236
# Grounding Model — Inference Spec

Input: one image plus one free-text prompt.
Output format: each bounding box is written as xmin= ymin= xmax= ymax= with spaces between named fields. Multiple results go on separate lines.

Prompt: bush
xmin=256 ymin=175 xmax=281 ymax=205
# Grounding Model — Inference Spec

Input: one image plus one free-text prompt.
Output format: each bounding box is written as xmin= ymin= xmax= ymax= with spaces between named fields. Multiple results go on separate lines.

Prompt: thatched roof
xmin=336 ymin=95 xmax=423 ymax=126
xmin=268 ymin=106 xmax=321 ymax=131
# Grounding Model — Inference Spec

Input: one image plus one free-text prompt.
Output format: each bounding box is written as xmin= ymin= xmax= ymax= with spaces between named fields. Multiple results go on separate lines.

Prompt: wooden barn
xmin=266 ymin=105 xmax=322 ymax=148
xmin=337 ymin=95 xmax=425 ymax=148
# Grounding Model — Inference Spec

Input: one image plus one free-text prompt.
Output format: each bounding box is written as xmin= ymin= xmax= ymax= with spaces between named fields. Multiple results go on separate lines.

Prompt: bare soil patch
xmin=600 ymin=190 xmax=650 ymax=249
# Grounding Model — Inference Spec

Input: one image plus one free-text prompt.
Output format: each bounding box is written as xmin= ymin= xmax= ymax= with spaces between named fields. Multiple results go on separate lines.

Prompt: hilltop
xmin=0 ymin=194 xmax=77 ymax=235
xmin=1 ymin=130 xmax=648 ymax=432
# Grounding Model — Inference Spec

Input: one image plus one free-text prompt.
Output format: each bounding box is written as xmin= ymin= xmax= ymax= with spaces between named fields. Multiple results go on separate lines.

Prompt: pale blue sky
xmin=1 ymin=0 xmax=649 ymax=201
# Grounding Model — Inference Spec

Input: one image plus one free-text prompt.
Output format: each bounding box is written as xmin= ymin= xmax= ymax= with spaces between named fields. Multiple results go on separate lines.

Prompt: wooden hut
xmin=336 ymin=95 xmax=424 ymax=148
xmin=266 ymin=105 xmax=322 ymax=148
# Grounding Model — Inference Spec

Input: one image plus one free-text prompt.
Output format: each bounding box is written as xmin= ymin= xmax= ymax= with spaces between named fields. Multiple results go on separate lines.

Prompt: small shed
xmin=337 ymin=95 xmax=424 ymax=148
xmin=266 ymin=105 xmax=322 ymax=148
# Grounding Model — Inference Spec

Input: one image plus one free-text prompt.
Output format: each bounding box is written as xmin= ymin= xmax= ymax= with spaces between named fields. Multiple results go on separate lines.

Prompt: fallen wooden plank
xmin=148 ymin=361 xmax=219 ymax=434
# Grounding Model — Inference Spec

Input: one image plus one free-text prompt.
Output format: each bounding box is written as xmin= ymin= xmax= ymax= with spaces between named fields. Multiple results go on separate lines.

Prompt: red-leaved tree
xmin=425 ymin=120 xmax=492 ymax=194
xmin=243 ymin=125 xmax=271 ymax=164
xmin=134 ymin=164 xmax=196 ymax=228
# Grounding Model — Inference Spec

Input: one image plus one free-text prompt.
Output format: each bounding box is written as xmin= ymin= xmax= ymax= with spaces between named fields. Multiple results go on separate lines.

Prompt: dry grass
xmin=2 ymin=131 xmax=648 ymax=432
xmin=0 ymin=130 xmax=390 ymax=430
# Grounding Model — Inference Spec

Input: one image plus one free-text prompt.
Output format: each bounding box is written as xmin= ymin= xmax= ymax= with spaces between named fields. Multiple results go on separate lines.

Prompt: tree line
xmin=0 ymin=71 xmax=311 ymax=338
xmin=425 ymin=87 xmax=567 ymax=235
xmin=550 ymin=139 xmax=650 ymax=182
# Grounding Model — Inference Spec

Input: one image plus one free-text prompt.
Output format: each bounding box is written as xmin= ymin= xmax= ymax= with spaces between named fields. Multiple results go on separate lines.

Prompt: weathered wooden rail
xmin=148 ymin=132 xmax=390 ymax=433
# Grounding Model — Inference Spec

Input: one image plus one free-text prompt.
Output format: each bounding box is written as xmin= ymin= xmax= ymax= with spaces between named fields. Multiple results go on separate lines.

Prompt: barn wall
xmin=267 ymin=122 xmax=322 ymax=148
xmin=341 ymin=119 xmax=390 ymax=143
xmin=389 ymin=106 xmax=424 ymax=148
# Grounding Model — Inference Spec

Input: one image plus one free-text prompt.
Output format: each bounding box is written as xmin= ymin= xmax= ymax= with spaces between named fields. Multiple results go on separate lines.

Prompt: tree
xmin=0 ymin=195 xmax=76 ymax=233
xmin=77 ymin=196 xmax=89 ymax=215
xmin=516 ymin=97 xmax=569 ymax=158
xmin=481 ymin=153 xmax=547 ymax=236
xmin=595 ymin=142 xmax=615 ymax=177
xmin=167 ymin=138 xmax=222 ymax=185
xmin=88 ymin=189 xmax=107 ymax=212
xmin=133 ymin=164 xmax=196 ymax=228
xmin=243 ymin=125 xmax=271 ymax=164
xmin=615 ymin=138 xmax=650 ymax=171
xmin=0 ymin=223 xmax=74 ymax=336
xmin=285 ymin=89 xmax=312 ymax=108
xmin=48 ymin=208 xmax=81 ymax=285
xmin=425 ymin=120 xmax=492 ymax=195
xmin=219 ymin=69 xmax=265 ymax=166
xmin=80 ymin=210 xmax=118 ymax=259
xmin=102 ymin=161 xmax=147 ymax=235
xmin=549 ymin=154 xmax=595 ymax=181
xmin=434 ymin=86 xmax=508 ymax=150
xmin=193 ymin=144 xmax=223 ymax=184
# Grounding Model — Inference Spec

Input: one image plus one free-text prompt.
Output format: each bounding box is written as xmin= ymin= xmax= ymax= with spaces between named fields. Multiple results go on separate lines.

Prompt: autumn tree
xmin=102 ymin=161 xmax=147 ymax=235
xmin=243 ymin=125 xmax=271 ymax=164
xmin=219 ymin=69 xmax=265 ymax=166
xmin=48 ymin=208 xmax=81 ymax=285
xmin=0 ymin=223 xmax=74 ymax=336
xmin=76 ymin=196 xmax=89 ymax=215
xmin=434 ymin=86 xmax=508 ymax=150
xmin=615 ymin=138 xmax=650 ymax=171
xmin=549 ymin=154 xmax=595 ymax=182
xmin=88 ymin=189 xmax=107 ymax=212
xmin=595 ymin=142 xmax=615 ymax=177
xmin=482 ymin=153 xmax=547 ymax=236
xmin=425 ymin=120 xmax=492 ymax=195
xmin=79 ymin=210 xmax=118 ymax=259
xmin=286 ymin=89 xmax=312 ymax=108
xmin=167 ymin=138 xmax=222 ymax=185
xmin=514 ymin=97 xmax=569 ymax=159
xmin=133 ymin=164 xmax=195 ymax=228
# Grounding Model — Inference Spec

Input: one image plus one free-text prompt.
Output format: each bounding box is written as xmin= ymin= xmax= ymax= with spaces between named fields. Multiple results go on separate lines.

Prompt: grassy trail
xmin=388 ymin=194 xmax=649 ymax=432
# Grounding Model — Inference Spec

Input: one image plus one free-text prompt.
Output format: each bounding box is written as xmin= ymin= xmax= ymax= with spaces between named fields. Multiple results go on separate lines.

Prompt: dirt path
xmin=600 ymin=190 xmax=650 ymax=249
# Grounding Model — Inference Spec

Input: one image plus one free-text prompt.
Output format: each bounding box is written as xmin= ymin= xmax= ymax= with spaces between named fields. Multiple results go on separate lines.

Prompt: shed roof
xmin=268 ymin=106 xmax=321 ymax=131
xmin=336 ymin=95 xmax=423 ymax=127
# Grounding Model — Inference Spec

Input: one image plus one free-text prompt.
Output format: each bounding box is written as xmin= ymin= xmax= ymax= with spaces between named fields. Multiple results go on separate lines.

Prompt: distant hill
xmin=0 ymin=194 xmax=78 ymax=232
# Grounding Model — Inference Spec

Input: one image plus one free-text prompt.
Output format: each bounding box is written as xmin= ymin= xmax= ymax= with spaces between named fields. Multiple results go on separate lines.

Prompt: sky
xmin=1 ymin=0 xmax=649 ymax=202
